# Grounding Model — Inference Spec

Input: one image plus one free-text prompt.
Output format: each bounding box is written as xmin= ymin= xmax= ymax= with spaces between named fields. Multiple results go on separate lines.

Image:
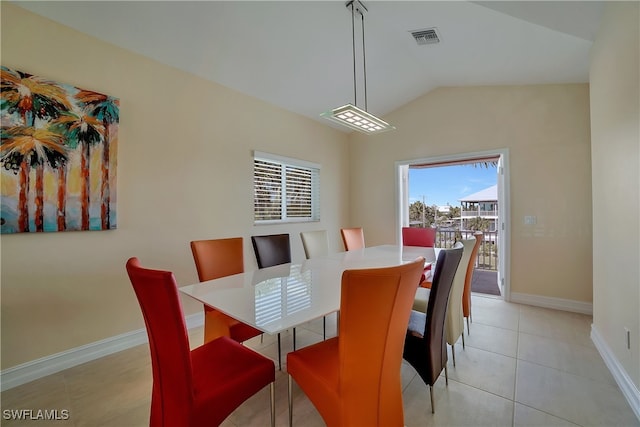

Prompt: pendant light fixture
xmin=321 ymin=0 xmax=395 ymax=134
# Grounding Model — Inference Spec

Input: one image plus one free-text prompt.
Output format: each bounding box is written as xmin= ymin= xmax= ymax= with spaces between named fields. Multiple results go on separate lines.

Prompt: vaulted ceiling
xmin=15 ymin=1 xmax=604 ymax=131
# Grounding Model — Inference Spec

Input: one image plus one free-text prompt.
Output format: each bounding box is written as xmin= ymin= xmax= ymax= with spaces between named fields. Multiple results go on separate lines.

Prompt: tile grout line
xmin=511 ymin=305 xmax=521 ymax=426
xmin=515 ymin=402 xmax=584 ymax=427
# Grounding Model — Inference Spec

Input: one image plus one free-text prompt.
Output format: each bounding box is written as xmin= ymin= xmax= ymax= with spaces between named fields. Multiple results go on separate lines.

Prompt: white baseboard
xmin=0 ymin=312 xmax=204 ymax=392
xmin=591 ymin=325 xmax=640 ymax=421
xmin=509 ymin=292 xmax=593 ymax=315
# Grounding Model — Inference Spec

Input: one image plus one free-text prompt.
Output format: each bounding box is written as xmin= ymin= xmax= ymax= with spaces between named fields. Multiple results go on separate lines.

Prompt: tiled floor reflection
xmin=2 ymin=297 xmax=638 ymax=426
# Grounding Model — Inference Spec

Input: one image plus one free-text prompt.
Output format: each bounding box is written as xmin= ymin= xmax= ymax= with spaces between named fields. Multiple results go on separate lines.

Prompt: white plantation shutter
xmin=254 ymin=159 xmax=282 ymax=221
xmin=254 ymin=152 xmax=320 ymax=223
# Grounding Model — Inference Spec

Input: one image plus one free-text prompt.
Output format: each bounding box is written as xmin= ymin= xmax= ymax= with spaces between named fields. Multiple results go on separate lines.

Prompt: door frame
xmin=395 ymin=148 xmax=511 ymax=300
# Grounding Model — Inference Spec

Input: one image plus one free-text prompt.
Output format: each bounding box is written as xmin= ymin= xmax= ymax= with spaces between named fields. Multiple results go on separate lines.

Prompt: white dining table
xmin=180 ymin=245 xmax=436 ymax=335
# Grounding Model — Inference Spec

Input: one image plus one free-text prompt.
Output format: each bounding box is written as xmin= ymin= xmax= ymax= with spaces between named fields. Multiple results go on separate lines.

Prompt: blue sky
xmin=409 ymin=164 xmax=497 ymax=207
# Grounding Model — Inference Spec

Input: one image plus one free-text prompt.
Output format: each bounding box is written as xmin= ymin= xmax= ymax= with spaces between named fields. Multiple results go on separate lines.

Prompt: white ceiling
xmin=14 ymin=1 xmax=604 ymax=132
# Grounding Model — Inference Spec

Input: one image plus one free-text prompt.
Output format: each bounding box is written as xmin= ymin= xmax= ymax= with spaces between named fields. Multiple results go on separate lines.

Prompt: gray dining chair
xmin=300 ymin=230 xmax=330 ymax=338
xmin=300 ymin=230 xmax=329 ymax=259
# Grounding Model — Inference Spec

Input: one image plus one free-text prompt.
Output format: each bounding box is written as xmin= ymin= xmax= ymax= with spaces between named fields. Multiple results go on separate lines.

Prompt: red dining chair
xmin=287 ymin=258 xmax=424 ymax=426
xmin=402 ymin=226 xmax=436 ymax=284
xmin=126 ymin=257 xmax=275 ymax=427
xmin=340 ymin=227 xmax=365 ymax=251
xmin=402 ymin=226 xmax=436 ymax=247
xmin=190 ymin=237 xmax=263 ymax=344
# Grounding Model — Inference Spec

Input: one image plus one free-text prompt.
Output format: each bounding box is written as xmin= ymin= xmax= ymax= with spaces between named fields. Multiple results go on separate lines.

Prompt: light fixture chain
xmin=361 ymin=10 xmax=368 ymax=111
xmin=351 ymin=1 xmax=357 ymax=107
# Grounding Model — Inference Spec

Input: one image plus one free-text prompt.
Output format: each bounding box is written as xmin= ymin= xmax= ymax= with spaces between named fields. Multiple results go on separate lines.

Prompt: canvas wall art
xmin=1 ymin=66 xmax=119 ymax=233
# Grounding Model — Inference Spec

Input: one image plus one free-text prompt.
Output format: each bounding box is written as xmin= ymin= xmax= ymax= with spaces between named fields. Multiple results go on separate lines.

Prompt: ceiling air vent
xmin=410 ymin=28 xmax=440 ymax=45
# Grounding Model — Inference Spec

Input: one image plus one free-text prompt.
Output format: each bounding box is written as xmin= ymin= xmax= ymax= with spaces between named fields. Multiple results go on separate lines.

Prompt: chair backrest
xmin=251 ymin=234 xmax=291 ymax=268
xmin=340 ymin=227 xmax=365 ymax=251
xmin=402 ymin=227 xmax=436 ymax=247
xmin=445 ymin=239 xmax=476 ymax=345
xmin=463 ymin=232 xmax=483 ymax=317
xmin=126 ymin=257 xmax=193 ymax=427
xmin=403 ymin=248 xmax=462 ymax=387
xmin=338 ymin=258 xmax=424 ymax=426
xmin=300 ymin=230 xmax=329 ymax=259
xmin=423 ymin=248 xmax=462 ymax=382
xmin=190 ymin=237 xmax=244 ymax=281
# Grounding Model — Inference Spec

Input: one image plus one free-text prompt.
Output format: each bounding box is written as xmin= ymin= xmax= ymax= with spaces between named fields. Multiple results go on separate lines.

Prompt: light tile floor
xmin=2 ymin=295 xmax=638 ymax=426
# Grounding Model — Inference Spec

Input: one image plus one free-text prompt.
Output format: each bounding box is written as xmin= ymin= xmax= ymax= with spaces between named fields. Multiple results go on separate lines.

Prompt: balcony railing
xmin=434 ymin=230 xmax=498 ymax=270
xmin=460 ymin=210 xmax=498 ymax=217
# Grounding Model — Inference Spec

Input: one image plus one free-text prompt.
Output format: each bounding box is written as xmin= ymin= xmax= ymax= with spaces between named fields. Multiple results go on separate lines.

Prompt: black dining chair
xmin=251 ymin=233 xmax=291 ymax=269
xmin=251 ymin=233 xmax=293 ymax=370
xmin=403 ymin=247 xmax=463 ymax=414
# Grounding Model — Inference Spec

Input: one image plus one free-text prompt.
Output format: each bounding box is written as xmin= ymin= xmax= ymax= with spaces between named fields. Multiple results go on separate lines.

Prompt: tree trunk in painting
xmin=81 ymin=143 xmax=90 ymax=230
xmin=57 ymin=166 xmax=66 ymax=231
xmin=100 ymin=125 xmax=110 ymax=229
xmin=18 ymin=160 xmax=30 ymax=232
xmin=34 ymin=163 xmax=44 ymax=232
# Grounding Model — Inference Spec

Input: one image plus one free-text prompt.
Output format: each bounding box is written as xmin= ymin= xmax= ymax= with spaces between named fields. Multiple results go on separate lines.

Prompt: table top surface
xmin=180 ymin=245 xmax=436 ymax=334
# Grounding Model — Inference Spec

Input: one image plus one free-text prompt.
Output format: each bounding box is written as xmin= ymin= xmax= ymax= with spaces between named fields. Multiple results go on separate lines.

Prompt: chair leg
xmin=451 ymin=343 xmax=456 ymax=367
xmin=461 ymin=330 xmax=466 ymax=349
xmin=270 ymin=381 xmax=276 ymax=427
xmin=466 ymin=317 xmax=470 ymax=334
xmin=293 ymin=328 xmax=297 ymax=351
xmin=288 ymin=375 xmax=293 ymax=427
xmin=444 ymin=364 xmax=449 ymax=385
xmin=429 ymin=385 xmax=435 ymax=414
xmin=323 ymin=316 xmax=326 ymax=340
xmin=277 ymin=333 xmax=282 ymax=371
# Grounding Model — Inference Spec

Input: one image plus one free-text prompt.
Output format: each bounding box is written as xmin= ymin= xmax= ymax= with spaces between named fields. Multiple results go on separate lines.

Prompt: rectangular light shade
xmin=321 ymin=104 xmax=395 ymax=134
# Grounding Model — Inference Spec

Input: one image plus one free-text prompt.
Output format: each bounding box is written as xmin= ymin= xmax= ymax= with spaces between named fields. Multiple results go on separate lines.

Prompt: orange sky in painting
xmin=1 ymin=133 xmax=118 ymax=205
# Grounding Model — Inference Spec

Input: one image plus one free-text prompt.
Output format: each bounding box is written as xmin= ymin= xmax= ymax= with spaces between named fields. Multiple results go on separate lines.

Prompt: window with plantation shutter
xmin=253 ymin=151 xmax=320 ymax=223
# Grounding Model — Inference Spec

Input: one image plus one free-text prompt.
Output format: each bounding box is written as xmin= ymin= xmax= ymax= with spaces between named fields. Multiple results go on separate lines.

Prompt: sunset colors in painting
xmin=1 ymin=66 xmax=119 ymax=233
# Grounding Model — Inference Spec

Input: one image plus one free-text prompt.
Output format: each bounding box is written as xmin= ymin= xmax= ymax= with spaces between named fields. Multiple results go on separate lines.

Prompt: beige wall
xmin=349 ymin=84 xmax=593 ymax=302
xmin=590 ymin=2 xmax=640 ymax=388
xmin=0 ymin=4 xmax=350 ymax=369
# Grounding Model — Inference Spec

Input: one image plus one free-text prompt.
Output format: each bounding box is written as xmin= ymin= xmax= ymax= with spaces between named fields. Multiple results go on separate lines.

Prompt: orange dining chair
xmin=403 ymin=247 xmax=462 ymax=414
xmin=300 ymin=230 xmax=330 ymax=339
xmin=251 ymin=233 xmax=293 ymax=370
xmin=190 ymin=237 xmax=263 ymax=344
xmin=287 ymin=258 xmax=425 ymax=427
xmin=126 ymin=257 xmax=275 ymax=427
xmin=340 ymin=227 xmax=365 ymax=251
xmin=463 ymin=232 xmax=483 ymax=333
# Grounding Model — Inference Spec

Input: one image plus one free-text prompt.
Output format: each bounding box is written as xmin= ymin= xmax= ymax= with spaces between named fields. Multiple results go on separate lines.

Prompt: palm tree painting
xmin=1 ymin=66 xmax=119 ymax=233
